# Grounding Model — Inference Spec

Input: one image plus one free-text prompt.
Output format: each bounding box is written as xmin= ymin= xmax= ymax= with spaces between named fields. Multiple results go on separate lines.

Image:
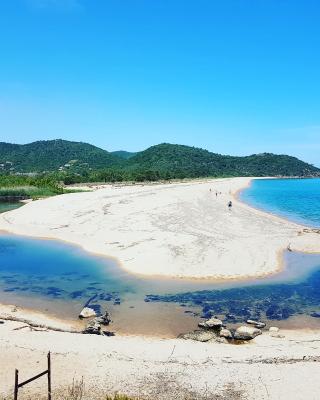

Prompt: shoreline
xmin=2 ymin=317 xmax=320 ymax=399
xmin=1 ymin=178 xmax=320 ymax=399
xmin=0 ymin=177 xmax=319 ymax=281
xmin=0 ymin=177 xmax=319 ymax=337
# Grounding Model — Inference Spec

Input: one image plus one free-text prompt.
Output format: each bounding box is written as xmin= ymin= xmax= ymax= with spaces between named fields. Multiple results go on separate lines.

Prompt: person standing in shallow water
xmin=228 ymin=200 xmax=233 ymax=210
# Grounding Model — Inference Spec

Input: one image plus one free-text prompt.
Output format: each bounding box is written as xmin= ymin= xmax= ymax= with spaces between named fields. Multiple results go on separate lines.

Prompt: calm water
xmin=0 ymin=202 xmax=22 ymax=213
xmin=0 ymin=233 xmax=228 ymax=336
xmin=1 ymin=179 xmax=320 ymax=336
xmin=240 ymin=178 xmax=320 ymax=228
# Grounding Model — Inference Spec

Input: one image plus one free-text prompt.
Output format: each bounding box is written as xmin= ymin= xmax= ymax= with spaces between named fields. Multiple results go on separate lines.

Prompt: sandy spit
xmin=0 ymin=177 xmax=319 ymax=279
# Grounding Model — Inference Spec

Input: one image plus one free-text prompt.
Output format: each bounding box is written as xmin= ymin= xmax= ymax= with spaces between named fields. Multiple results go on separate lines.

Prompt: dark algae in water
xmin=145 ymin=269 xmax=320 ymax=323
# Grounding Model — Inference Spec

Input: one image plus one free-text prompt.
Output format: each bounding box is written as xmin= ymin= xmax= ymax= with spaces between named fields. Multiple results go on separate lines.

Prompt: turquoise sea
xmin=240 ymin=178 xmax=320 ymax=228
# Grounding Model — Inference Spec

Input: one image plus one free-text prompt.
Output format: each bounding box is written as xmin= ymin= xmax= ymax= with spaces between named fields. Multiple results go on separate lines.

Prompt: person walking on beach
xmin=228 ymin=200 xmax=233 ymax=210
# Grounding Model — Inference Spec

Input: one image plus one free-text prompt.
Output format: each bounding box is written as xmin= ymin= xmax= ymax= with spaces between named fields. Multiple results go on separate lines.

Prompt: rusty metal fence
xmin=14 ymin=351 xmax=51 ymax=400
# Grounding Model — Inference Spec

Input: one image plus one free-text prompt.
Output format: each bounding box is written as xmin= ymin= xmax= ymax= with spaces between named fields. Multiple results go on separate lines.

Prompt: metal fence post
xmin=14 ymin=369 xmax=19 ymax=400
xmin=48 ymin=352 xmax=51 ymax=400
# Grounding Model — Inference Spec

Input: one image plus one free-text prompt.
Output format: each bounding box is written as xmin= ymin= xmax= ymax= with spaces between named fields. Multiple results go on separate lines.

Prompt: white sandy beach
xmin=1 ymin=310 xmax=320 ymax=400
xmin=0 ymin=177 xmax=319 ymax=279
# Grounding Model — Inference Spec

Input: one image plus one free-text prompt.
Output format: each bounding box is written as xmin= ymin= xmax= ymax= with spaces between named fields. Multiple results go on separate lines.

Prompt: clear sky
xmin=0 ymin=1 xmax=319 ymax=166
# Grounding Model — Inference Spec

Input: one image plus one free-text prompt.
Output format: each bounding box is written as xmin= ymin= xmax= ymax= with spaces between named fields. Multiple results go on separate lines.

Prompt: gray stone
xmin=214 ymin=337 xmax=229 ymax=344
xmin=234 ymin=326 xmax=262 ymax=341
xmin=269 ymin=326 xmax=279 ymax=333
xmin=198 ymin=317 xmax=223 ymax=330
xmin=95 ymin=310 xmax=111 ymax=326
xmin=270 ymin=333 xmax=285 ymax=339
xmin=178 ymin=330 xmax=217 ymax=342
xmin=79 ymin=307 xmax=96 ymax=319
xmin=83 ymin=320 xmax=102 ymax=335
xmin=246 ymin=319 xmax=266 ymax=329
xmin=219 ymin=328 xmax=233 ymax=339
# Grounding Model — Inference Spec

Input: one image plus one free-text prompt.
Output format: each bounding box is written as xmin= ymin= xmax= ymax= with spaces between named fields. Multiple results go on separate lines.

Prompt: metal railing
xmin=14 ymin=352 xmax=51 ymax=400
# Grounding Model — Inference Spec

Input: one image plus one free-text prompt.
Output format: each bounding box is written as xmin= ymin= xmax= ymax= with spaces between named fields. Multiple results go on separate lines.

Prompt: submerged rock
xmin=178 ymin=330 xmax=217 ymax=342
xmin=246 ymin=319 xmax=266 ymax=329
xmin=311 ymin=312 xmax=320 ymax=318
xmin=234 ymin=326 xmax=262 ymax=341
xmin=79 ymin=307 xmax=96 ymax=319
xmin=198 ymin=317 xmax=223 ymax=330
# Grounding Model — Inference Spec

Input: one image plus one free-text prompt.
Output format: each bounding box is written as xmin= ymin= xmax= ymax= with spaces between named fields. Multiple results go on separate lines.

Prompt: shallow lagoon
xmin=0 ymin=202 xmax=22 ymax=213
xmin=1 ymin=233 xmax=320 ymax=335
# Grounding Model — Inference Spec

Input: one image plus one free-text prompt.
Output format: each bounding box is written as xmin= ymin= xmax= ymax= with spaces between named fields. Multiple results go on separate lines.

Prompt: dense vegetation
xmin=111 ymin=150 xmax=137 ymax=159
xmin=0 ymin=139 xmax=122 ymax=172
xmin=126 ymin=143 xmax=320 ymax=178
xmin=0 ymin=174 xmax=74 ymax=200
xmin=0 ymin=140 xmax=319 ymax=189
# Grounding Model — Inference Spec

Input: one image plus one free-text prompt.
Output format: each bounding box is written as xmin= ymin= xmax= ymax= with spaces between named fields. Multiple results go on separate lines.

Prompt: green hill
xmin=126 ymin=143 xmax=320 ymax=178
xmin=111 ymin=150 xmax=137 ymax=159
xmin=0 ymin=139 xmax=122 ymax=173
xmin=0 ymin=140 xmax=319 ymax=182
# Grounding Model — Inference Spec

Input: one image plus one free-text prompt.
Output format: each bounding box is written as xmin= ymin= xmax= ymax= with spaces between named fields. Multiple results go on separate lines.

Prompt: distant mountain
xmin=127 ymin=143 xmax=320 ymax=178
xmin=0 ymin=139 xmax=122 ymax=172
xmin=0 ymin=140 xmax=319 ymax=179
xmin=111 ymin=150 xmax=137 ymax=159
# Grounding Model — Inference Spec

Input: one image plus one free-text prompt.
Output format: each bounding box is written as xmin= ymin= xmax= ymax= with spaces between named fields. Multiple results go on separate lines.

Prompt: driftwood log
xmin=0 ymin=315 xmax=81 ymax=334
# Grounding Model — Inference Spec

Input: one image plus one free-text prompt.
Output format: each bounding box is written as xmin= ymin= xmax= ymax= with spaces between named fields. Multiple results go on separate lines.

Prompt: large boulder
xmin=234 ymin=326 xmax=262 ymax=341
xmin=198 ymin=317 xmax=223 ymax=330
xmin=179 ymin=330 xmax=217 ymax=342
xmin=79 ymin=307 xmax=96 ymax=319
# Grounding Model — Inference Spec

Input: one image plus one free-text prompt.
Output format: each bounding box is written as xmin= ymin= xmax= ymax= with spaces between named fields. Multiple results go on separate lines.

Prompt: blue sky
xmin=0 ymin=1 xmax=319 ymax=166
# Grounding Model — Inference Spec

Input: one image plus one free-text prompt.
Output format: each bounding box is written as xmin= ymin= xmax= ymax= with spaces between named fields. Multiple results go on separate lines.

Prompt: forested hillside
xmin=111 ymin=151 xmax=137 ymax=159
xmin=0 ymin=140 xmax=319 ymax=185
xmin=126 ymin=143 xmax=320 ymax=178
xmin=0 ymin=139 xmax=122 ymax=172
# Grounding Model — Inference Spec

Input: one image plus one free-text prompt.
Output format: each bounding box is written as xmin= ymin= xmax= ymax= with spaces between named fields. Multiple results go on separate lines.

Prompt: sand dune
xmin=0 ymin=177 xmax=319 ymax=279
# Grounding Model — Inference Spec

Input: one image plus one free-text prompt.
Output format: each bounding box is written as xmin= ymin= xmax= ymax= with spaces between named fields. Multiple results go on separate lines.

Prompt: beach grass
xmin=0 ymin=186 xmax=59 ymax=199
xmin=0 ymin=185 xmax=83 ymax=200
xmin=0 ymin=377 xmax=244 ymax=400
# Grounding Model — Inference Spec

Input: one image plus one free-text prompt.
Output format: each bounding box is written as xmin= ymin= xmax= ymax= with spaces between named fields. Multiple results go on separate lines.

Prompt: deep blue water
xmin=240 ymin=178 xmax=320 ymax=228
